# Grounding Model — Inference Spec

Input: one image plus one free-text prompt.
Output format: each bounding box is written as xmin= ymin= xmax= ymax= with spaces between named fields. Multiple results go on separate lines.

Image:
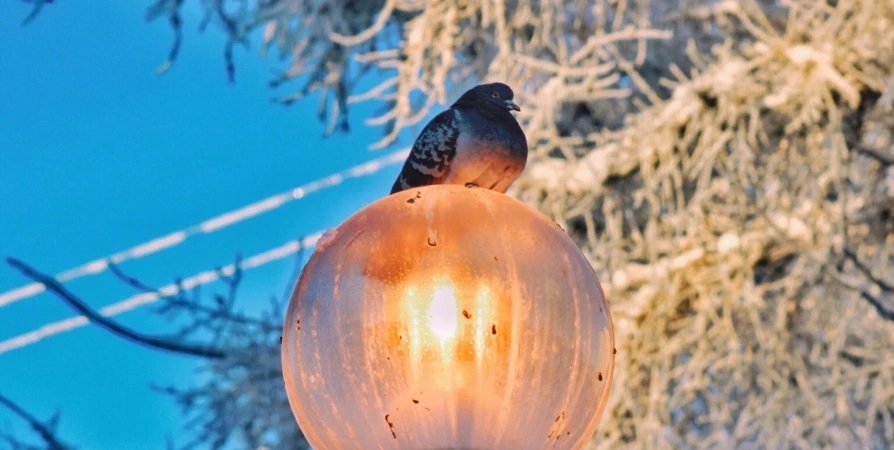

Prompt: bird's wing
xmin=390 ymin=109 xmax=461 ymax=194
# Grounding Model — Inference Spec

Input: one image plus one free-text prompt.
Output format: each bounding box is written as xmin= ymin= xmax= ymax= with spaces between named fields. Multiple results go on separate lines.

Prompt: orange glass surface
xmin=282 ymin=185 xmax=614 ymax=449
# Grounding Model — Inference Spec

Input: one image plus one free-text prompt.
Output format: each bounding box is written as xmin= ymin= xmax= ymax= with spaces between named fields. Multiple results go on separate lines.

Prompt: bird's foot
xmin=464 ymin=182 xmax=479 ymax=189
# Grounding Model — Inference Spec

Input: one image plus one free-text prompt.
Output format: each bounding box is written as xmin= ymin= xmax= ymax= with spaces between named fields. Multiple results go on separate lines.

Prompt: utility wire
xmin=0 ymin=149 xmax=407 ymax=309
xmin=0 ymin=233 xmax=324 ymax=355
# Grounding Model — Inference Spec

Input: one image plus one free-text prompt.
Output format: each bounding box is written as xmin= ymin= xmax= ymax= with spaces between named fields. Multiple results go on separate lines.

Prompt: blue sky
xmin=0 ymin=2 xmax=411 ymax=447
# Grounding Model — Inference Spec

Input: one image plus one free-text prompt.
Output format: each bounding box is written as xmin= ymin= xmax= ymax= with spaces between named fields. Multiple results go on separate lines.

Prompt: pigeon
xmin=389 ymin=83 xmax=528 ymax=195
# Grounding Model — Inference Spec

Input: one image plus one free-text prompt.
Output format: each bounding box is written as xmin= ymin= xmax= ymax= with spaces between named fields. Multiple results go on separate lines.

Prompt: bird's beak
xmin=505 ymin=100 xmax=521 ymax=112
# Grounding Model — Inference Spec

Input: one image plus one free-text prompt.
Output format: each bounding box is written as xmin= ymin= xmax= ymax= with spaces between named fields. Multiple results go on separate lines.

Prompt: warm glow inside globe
xmin=282 ymin=185 xmax=615 ymax=450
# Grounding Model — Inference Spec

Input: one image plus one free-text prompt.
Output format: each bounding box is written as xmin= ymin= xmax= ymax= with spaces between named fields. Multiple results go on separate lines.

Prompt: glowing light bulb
xmin=427 ymin=282 xmax=458 ymax=342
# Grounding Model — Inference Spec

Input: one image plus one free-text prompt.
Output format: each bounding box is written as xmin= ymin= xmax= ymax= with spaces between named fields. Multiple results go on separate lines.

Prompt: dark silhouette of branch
xmin=844 ymin=248 xmax=894 ymax=322
xmin=859 ymin=291 xmax=894 ymax=322
xmin=107 ymin=260 xmax=277 ymax=334
xmin=0 ymin=392 xmax=71 ymax=450
xmin=2 ymin=241 xmax=308 ymax=449
xmin=18 ymin=0 xmax=54 ymax=26
xmin=854 ymin=147 xmax=894 ymax=166
xmin=145 ymin=0 xmax=184 ymax=75
xmin=107 ymin=262 xmax=164 ymax=293
xmin=844 ymin=248 xmax=894 ymax=293
xmin=5 ymin=257 xmax=227 ymax=359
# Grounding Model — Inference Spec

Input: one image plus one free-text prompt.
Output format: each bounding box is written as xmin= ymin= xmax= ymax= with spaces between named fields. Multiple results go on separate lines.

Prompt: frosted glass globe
xmin=282 ymin=185 xmax=614 ymax=450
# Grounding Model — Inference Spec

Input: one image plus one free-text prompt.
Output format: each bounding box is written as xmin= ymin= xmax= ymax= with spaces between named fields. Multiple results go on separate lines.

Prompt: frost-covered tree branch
xmin=21 ymin=0 xmax=676 ymax=146
xmin=514 ymin=1 xmax=894 ymax=448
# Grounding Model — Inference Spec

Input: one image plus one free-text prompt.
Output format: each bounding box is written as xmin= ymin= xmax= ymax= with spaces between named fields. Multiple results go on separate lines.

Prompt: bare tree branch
xmin=843 ymin=248 xmax=894 ymax=321
xmin=107 ymin=262 xmax=276 ymax=333
xmin=5 ymin=258 xmax=227 ymax=359
xmin=859 ymin=291 xmax=894 ymax=322
xmin=2 ymin=238 xmax=310 ymax=449
xmin=844 ymin=248 xmax=894 ymax=293
xmin=0 ymin=392 xmax=71 ymax=450
xmin=855 ymin=147 xmax=894 ymax=166
xmin=18 ymin=0 xmax=54 ymax=26
xmin=145 ymin=0 xmax=184 ymax=75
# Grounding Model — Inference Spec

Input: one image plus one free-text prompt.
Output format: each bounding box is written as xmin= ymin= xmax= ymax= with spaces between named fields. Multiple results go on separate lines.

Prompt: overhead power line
xmin=0 ymin=233 xmax=324 ymax=355
xmin=0 ymin=149 xmax=408 ymax=310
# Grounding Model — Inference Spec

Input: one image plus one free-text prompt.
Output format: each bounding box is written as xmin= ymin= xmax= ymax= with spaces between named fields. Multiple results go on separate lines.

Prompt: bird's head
xmin=454 ymin=82 xmax=521 ymax=113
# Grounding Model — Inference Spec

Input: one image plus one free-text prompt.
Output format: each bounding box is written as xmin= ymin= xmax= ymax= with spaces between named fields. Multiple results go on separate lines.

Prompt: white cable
xmin=0 ymin=233 xmax=324 ymax=355
xmin=0 ymin=148 xmax=408 ymax=309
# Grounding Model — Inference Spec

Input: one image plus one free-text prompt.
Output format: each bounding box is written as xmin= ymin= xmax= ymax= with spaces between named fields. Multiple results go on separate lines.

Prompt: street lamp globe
xmin=282 ymin=185 xmax=615 ymax=449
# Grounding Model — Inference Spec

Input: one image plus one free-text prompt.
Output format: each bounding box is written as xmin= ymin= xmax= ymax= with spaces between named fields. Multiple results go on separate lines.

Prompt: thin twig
xmin=107 ymin=262 xmax=272 ymax=332
xmin=844 ymin=248 xmax=894 ymax=293
xmin=0 ymin=392 xmax=71 ymax=450
xmin=854 ymin=147 xmax=894 ymax=166
xmin=843 ymin=248 xmax=894 ymax=321
xmin=19 ymin=0 xmax=53 ymax=26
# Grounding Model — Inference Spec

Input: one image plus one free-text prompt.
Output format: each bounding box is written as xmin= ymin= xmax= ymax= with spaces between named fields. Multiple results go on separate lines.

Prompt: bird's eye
xmin=492 ymin=92 xmax=500 ymax=98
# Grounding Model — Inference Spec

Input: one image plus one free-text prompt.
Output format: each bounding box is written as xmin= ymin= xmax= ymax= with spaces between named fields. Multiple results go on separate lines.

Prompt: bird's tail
xmin=389 ymin=177 xmax=404 ymax=195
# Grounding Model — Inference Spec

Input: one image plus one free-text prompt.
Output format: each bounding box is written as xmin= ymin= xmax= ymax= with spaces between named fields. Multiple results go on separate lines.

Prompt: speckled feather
xmin=390 ymin=83 xmax=528 ymax=195
xmin=390 ymin=110 xmax=461 ymax=193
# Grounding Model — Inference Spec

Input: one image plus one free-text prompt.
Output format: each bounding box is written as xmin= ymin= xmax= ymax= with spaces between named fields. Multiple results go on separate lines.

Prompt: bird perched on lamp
xmin=390 ymin=83 xmax=528 ymax=195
